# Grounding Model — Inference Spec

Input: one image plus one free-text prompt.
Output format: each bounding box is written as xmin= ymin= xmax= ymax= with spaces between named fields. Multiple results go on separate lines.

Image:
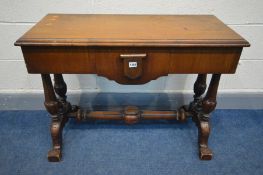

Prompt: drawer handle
xmin=120 ymin=53 xmax=147 ymax=58
xmin=120 ymin=53 xmax=147 ymax=79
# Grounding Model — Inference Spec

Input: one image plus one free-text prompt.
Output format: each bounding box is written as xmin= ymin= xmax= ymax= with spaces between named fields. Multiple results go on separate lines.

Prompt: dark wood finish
xmin=15 ymin=14 xmax=250 ymax=162
xmin=53 ymin=74 xmax=77 ymax=115
xmin=188 ymin=74 xmax=221 ymax=160
xmin=15 ymin=14 xmax=249 ymax=47
xmin=189 ymin=74 xmax=207 ymax=111
xmin=54 ymin=74 xmax=67 ymax=99
xmin=71 ymin=106 xmax=189 ymax=124
xmin=21 ymin=47 xmax=242 ymax=84
xmin=194 ymin=74 xmax=207 ymax=101
xmin=41 ymin=74 xmax=63 ymax=162
xmin=121 ymin=54 xmax=147 ymax=80
xmin=41 ymin=74 xmax=77 ymax=162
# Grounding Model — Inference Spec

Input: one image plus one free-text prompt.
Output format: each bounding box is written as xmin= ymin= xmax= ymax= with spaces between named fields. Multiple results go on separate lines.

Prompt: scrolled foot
xmin=48 ymin=149 xmax=62 ymax=162
xmin=199 ymin=147 xmax=213 ymax=160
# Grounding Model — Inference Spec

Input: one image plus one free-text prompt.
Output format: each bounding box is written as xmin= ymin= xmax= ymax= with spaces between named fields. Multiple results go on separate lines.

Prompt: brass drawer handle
xmin=120 ymin=53 xmax=147 ymax=58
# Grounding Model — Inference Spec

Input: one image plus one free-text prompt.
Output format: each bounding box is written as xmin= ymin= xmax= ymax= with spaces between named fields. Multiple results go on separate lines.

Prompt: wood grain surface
xmin=15 ymin=14 xmax=250 ymax=47
xmin=21 ymin=46 xmax=242 ymax=84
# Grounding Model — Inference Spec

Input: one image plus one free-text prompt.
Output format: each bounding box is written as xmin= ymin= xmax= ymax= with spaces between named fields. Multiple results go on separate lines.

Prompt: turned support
xmin=41 ymin=74 xmax=66 ymax=162
xmin=54 ymin=74 xmax=67 ymax=101
xmin=53 ymin=74 xmax=69 ymax=125
xmin=70 ymin=106 xmax=189 ymax=124
xmin=191 ymin=74 xmax=221 ymax=160
xmin=54 ymin=74 xmax=78 ymax=115
xmin=189 ymin=74 xmax=207 ymax=111
xmin=193 ymin=74 xmax=207 ymax=102
xmin=188 ymin=74 xmax=207 ymax=124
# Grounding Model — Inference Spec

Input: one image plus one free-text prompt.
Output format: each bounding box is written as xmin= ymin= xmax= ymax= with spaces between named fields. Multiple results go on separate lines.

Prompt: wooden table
xmin=15 ymin=14 xmax=249 ymax=162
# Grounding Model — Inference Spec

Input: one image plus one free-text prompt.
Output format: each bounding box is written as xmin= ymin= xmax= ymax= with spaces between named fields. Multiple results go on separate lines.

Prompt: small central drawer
xmin=120 ymin=53 xmax=147 ymax=79
xmin=94 ymin=48 xmax=171 ymax=84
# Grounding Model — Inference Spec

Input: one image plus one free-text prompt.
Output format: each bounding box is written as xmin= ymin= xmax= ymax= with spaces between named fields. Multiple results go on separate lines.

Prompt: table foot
xmin=48 ymin=149 xmax=62 ymax=162
xmin=199 ymin=147 xmax=213 ymax=160
xmin=47 ymin=115 xmax=66 ymax=162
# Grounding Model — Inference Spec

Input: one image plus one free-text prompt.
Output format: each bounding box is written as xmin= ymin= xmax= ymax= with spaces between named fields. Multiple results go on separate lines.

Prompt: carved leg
xmin=192 ymin=74 xmax=221 ymax=160
xmin=54 ymin=74 xmax=70 ymax=126
xmin=180 ymin=74 xmax=207 ymax=122
xmin=54 ymin=74 xmax=78 ymax=116
xmin=54 ymin=74 xmax=67 ymax=100
xmin=189 ymin=74 xmax=207 ymax=122
xmin=193 ymin=74 xmax=207 ymax=105
xmin=41 ymin=74 xmax=64 ymax=162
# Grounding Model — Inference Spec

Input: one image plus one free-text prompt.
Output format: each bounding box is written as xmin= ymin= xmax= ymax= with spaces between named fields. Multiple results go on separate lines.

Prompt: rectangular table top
xmin=15 ymin=14 xmax=249 ymax=47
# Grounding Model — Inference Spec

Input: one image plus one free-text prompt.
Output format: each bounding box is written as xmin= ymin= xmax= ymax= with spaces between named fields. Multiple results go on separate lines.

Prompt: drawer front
xmin=21 ymin=46 xmax=242 ymax=84
xmin=94 ymin=48 xmax=171 ymax=84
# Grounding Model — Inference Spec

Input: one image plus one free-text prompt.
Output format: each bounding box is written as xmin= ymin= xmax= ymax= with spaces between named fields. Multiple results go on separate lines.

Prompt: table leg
xmin=41 ymin=74 xmax=65 ymax=162
xmin=189 ymin=74 xmax=207 ymax=121
xmin=54 ymin=74 xmax=73 ymax=124
xmin=191 ymin=74 xmax=221 ymax=160
xmin=54 ymin=74 xmax=67 ymax=100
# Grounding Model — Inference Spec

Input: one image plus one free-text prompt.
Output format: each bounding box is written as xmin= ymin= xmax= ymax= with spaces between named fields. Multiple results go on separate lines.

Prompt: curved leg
xmin=41 ymin=74 xmax=64 ymax=162
xmin=196 ymin=74 xmax=221 ymax=160
xmin=180 ymin=74 xmax=207 ymax=121
xmin=54 ymin=74 xmax=78 ymax=116
xmin=54 ymin=74 xmax=70 ymax=125
xmin=198 ymin=119 xmax=212 ymax=160
xmin=189 ymin=74 xmax=207 ymax=123
xmin=54 ymin=74 xmax=67 ymax=100
xmin=193 ymin=74 xmax=207 ymax=103
xmin=48 ymin=117 xmax=63 ymax=162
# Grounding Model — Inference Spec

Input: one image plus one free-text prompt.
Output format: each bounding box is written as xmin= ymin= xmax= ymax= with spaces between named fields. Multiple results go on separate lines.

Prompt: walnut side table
xmin=15 ymin=14 xmax=250 ymax=162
